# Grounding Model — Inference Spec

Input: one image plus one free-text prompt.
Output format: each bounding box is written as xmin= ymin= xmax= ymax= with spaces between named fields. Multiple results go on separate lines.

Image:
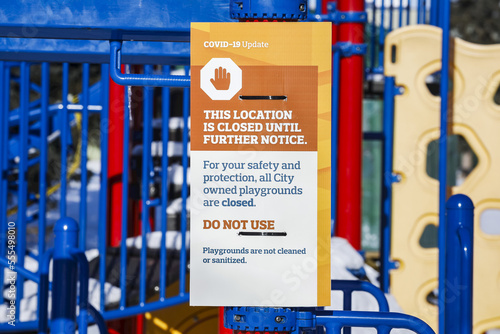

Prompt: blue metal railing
xmin=38 ymin=217 xmax=108 ymax=334
xmin=366 ymin=0 xmax=431 ymax=77
xmin=437 ymin=0 xmax=452 ymax=332
xmin=109 ymin=41 xmax=190 ymax=87
xmin=225 ymin=307 xmax=435 ymax=334
xmin=444 ymin=194 xmax=474 ymax=334
xmin=331 ymin=279 xmax=389 ymax=312
xmin=317 ymin=311 xmax=435 ymax=334
xmin=0 ymin=60 xmax=192 ymax=330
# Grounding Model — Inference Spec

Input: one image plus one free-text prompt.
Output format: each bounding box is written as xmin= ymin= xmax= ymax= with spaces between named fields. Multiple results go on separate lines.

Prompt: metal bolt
xmin=239 ymin=3 xmax=243 ymax=9
xmin=234 ymin=315 xmax=242 ymax=322
xmin=299 ymin=4 xmax=305 ymax=12
xmin=341 ymin=14 xmax=346 ymax=19
xmin=275 ymin=316 xmax=285 ymax=323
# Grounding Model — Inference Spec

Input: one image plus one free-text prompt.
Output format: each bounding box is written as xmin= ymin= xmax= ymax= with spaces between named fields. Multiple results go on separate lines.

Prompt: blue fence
xmin=0 ymin=60 xmax=192 ymax=331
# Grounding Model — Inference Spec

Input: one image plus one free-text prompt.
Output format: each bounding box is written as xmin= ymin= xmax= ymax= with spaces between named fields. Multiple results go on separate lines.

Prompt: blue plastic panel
xmin=0 ymin=0 xmax=231 ymax=63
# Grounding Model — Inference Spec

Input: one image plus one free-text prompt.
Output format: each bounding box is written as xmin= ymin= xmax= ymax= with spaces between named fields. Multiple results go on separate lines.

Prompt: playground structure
xmin=0 ymin=0 xmax=497 ymax=333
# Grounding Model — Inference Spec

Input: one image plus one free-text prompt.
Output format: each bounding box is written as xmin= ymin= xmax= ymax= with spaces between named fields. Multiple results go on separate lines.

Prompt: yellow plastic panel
xmin=145 ymin=277 xmax=219 ymax=334
xmin=385 ymin=25 xmax=500 ymax=333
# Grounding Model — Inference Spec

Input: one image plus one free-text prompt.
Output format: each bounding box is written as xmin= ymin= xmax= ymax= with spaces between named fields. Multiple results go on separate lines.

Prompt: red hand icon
xmin=210 ymin=66 xmax=231 ymax=90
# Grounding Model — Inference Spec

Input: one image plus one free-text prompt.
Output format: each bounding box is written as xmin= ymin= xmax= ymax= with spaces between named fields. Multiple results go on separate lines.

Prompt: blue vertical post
xmin=79 ymin=63 xmax=90 ymax=251
xmin=417 ymin=0 xmax=422 ymax=23
xmin=370 ymin=1 xmax=377 ymax=72
xmin=388 ymin=0 xmax=394 ymax=31
xmin=405 ymin=0 xmax=410 ymax=26
xmin=398 ymin=0 xmax=403 ymax=27
xmin=378 ymin=0 xmax=385 ymax=69
xmin=0 ymin=62 xmax=6 ymax=306
xmin=430 ymin=0 xmax=439 ymax=27
xmin=444 ymin=194 xmax=474 ymax=334
xmin=160 ymin=66 xmax=171 ymax=299
xmin=39 ymin=63 xmax=50 ymax=255
xmin=331 ymin=49 xmax=340 ymax=235
xmin=51 ymin=217 xmax=79 ymax=333
xmin=60 ymin=63 xmax=70 ymax=217
xmin=17 ymin=62 xmax=30 ymax=316
xmin=180 ymin=67 xmax=190 ymax=295
xmin=380 ymin=77 xmax=397 ymax=293
xmin=438 ymin=0 xmax=451 ymax=331
xmin=98 ymin=63 xmax=109 ymax=311
xmin=140 ymin=65 xmax=154 ymax=304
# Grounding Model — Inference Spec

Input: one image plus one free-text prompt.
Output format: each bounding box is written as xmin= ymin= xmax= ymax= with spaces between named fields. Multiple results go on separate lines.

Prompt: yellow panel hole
xmin=494 ymin=82 xmax=500 ymax=106
xmin=425 ymin=71 xmax=440 ymax=97
xmin=419 ymin=223 xmax=437 ymax=249
xmin=425 ymin=288 xmax=438 ymax=306
xmin=480 ymin=209 xmax=500 ymax=236
xmin=425 ymin=134 xmax=478 ymax=186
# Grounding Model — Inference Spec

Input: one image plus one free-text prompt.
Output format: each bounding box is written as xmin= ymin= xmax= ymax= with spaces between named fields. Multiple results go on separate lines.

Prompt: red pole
xmin=107 ymin=67 xmax=145 ymax=334
xmin=108 ymin=68 xmax=125 ymax=247
xmin=219 ymin=307 xmax=232 ymax=334
xmin=335 ymin=0 xmax=364 ymax=250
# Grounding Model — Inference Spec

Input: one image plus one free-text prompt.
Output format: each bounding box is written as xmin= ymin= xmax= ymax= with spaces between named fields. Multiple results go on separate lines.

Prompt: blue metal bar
xmin=317 ymin=311 xmax=435 ymax=334
xmin=80 ymin=63 xmax=90 ymax=250
xmin=398 ymin=0 xmax=403 ymax=27
xmin=71 ymin=250 xmax=90 ymax=334
xmin=406 ymin=0 xmax=410 ymax=26
xmin=0 ymin=257 xmax=39 ymax=283
xmin=331 ymin=49 xmax=340 ymax=235
xmin=0 ymin=25 xmax=190 ymax=42
xmin=380 ymin=76 xmax=396 ymax=293
xmin=109 ymin=41 xmax=190 ymax=87
xmin=363 ymin=132 xmax=384 ymax=140
xmin=417 ymin=0 xmax=422 ymax=23
xmin=423 ymin=0 xmax=427 ymax=24
xmin=98 ymin=63 xmax=110 ymax=312
xmin=331 ymin=280 xmax=390 ymax=312
xmin=0 ymin=321 xmax=38 ymax=332
xmin=0 ymin=62 xmax=7 ymax=306
xmin=378 ymin=0 xmax=386 ymax=70
xmin=103 ymin=294 xmax=189 ymax=320
xmin=39 ymin=62 xmax=49 ymax=255
xmin=16 ymin=62 xmax=30 ymax=316
xmin=438 ymin=0 xmax=451 ymax=331
xmin=389 ymin=0 xmax=394 ymax=31
xmin=180 ymin=70 xmax=190 ymax=294
xmin=344 ymin=292 xmax=353 ymax=334
xmin=445 ymin=195 xmax=474 ymax=334
xmin=160 ymin=65 xmax=171 ymax=299
xmin=60 ymin=62 xmax=69 ymax=217
xmin=430 ymin=0 xmax=439 ymax=26
xmin=9 ymin=104 xmax=55 ymax=125
xmin=10 ymin=76 xmax=43 ymax=94
xmin=370 ymin=1 xmax=377 ymax=73
xmin=87 ymin=304 xmax=109 ymax=333
xmin=38 ymin=248 xmax=53 ymax=334
xmin=51 ymin=217 xmax=79 ymax=333
xmin=140 ymin=65 xmax=154 ymax=304
xmin=120 ymin=81 xmax=129 ymax=309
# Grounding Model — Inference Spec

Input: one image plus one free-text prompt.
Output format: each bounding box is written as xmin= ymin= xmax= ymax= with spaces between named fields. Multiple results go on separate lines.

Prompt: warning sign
xmin=190 ymin=22 xmax=332 ymax=307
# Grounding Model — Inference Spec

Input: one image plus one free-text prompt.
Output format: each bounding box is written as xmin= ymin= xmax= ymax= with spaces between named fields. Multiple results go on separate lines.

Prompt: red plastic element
xmin=108 ymin=68 xmax=125 ymax=247
xmin=219 ymin=307 xmax=233 ymax=334
xmin=335 ymin=0 xmax=364 ymax=250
